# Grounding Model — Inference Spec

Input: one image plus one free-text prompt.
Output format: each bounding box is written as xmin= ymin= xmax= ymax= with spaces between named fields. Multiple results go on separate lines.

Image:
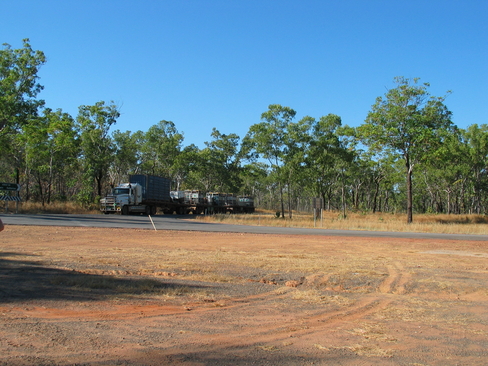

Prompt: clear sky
xmin=3 ymin=0 xmax=487 ymax=148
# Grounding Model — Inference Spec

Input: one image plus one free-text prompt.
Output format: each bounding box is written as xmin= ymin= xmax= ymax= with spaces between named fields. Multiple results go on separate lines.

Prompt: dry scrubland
xmin=8 ymin=201 xmax=488 ymax=235
xmin=199 ymin=210 xmax=488 ymax=235
xmin=1 ymin=208 xmax=488 ymax=365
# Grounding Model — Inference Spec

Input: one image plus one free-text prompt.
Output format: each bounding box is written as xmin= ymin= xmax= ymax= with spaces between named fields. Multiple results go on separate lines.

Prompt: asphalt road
xmin=1 ymin=213 xmax=488 ymax=241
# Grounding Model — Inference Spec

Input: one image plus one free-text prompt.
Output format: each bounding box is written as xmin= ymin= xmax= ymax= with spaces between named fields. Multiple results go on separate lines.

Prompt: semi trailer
xmin=100 ymin=174 xmax=255 ymax=215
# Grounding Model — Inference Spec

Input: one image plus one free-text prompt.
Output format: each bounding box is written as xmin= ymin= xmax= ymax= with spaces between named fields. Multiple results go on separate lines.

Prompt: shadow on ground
xmin=0 ymin=252 xmax=205 ymax=303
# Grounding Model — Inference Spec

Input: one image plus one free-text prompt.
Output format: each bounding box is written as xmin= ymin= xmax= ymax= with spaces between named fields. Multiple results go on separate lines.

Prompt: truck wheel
xmin=122 ymin=206 xmax=128 ymax=215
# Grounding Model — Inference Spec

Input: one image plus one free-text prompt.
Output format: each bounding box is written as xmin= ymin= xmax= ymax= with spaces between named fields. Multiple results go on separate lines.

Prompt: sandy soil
xmin=1 ymin=225 xmax=488 ymax=365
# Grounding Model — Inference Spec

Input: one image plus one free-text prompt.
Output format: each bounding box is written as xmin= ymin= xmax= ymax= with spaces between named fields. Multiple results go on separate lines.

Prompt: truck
xmin=100 ymin=174 xmax=171 ymax=215
xmin=100 ymin=174 xmax=255 ymax=215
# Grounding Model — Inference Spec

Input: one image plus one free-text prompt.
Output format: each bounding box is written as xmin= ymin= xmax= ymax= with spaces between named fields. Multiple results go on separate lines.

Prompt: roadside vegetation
xmin=4 ymin=201 xmax=100 ymax=215
xmin=2 ymin=40 xmax=488 ymax=225
xmin=6 ymin=201 xmax=488 ymax=235
xmin=197 ymin=210 xmax=488 ymax=235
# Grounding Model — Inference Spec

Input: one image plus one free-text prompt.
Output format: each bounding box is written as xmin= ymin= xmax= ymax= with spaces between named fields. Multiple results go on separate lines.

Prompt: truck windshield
xmin=112 ymin=188 xmax=130 ymax=195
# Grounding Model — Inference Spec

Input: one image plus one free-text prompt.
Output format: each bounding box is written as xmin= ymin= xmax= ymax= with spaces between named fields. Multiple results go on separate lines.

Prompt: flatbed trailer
xmin=100 ymin=175 xmax=254 ymax=215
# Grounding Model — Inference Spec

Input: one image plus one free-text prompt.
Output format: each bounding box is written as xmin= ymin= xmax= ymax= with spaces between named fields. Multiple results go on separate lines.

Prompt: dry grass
xmin=196 ymin=210 xmax=488 ymax=235
xmin=6 ymin=201 xmax=100 ymax=215
xmin=4 ymin=201 xmax=488 ymax=235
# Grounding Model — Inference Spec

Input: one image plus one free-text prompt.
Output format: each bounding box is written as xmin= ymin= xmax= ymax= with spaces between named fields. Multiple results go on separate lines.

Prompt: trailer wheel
xmin=144 ymin=206 xmax=151 ymax=216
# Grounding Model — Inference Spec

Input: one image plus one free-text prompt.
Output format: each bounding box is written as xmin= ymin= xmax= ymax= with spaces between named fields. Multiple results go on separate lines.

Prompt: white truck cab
xmin=100 ymin=183 xmax=143 ymax=214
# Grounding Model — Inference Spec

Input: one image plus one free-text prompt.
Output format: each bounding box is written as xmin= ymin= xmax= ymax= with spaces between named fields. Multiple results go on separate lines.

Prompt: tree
xmin=139 ymin=120 xmax=183 ymax=179
xmin=281 ymin=116 xmax=313 ymax=218
xmin=22 ymin=109 xmax=79 ymax=204
xmin=305 ymin=114 xmax=352 ymax=212
xmin=172 ymin=144 xmax=201 ymax=191
xmin=358 ymin=77 xmax=453 ymax=223
xmin=77 ymin=101 xmax=120 ymax=201
xmin=0 ymin=39 xmax=46 ymax=136
xmin=462 ymin=124 xmax=488 ymax=214
xmin=204 ymin=128 xmax=242 ymax=192
xmin=245 ymin=104 xmax=296 ymax=218
xmin=110 ymin=129 xmax=144 ymax=186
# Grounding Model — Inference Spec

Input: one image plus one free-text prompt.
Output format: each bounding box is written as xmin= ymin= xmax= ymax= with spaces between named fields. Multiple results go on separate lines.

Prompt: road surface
xmin=1 ymin=213 xmax=487 ymax=241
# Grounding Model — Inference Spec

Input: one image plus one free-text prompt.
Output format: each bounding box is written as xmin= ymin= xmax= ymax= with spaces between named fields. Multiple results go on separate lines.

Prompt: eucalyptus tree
xmin=11 ymin=109 xmax=79 ymax=203
xmin=185 ymin=147 xmax=215 ymax=192
xmin=204 ymin=128 xmax=242 ymax=192
xmin=462 ymin=124 xmax=488 ymax=213
xmin=0 ymin=39 xmax=46 ymax=137
xmin=110 ymin=129 xmax=144 ymax=187
xmin=172 ymin=144 xmax=200 ymax=190
xmin=282 ymin=116 xmax=313 ymax=217
xmin=239 ymin=161 xmax=268 ymax=198
xmin=0 ymin=39 xmax=46 ymax=188
xmin=415 ymin=127 xmax=463 ymax=213
xmin=366 ymin=154 xmax=398 ymax=213
xmin=305 ymin=114 xmax=353 ymax=212
xmin=358 ymin=77 xmax=454 ymax=223
xmin=77 ymin=101 xmax=120 ymax=202
xmin=139 ymin=120 xmax=183 ymax=179
xmin=42 ymin=109 xmax=79 ymax=203
xmin=245 ymin=104 xmax=297 ymax=218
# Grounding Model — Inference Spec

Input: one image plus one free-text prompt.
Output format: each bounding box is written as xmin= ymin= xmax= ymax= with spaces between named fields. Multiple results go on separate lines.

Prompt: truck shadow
xmin=0 ymin=252 xmax=207 ymax=303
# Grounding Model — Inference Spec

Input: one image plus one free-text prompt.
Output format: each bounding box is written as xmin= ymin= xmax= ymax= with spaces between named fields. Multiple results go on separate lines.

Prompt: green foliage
xmin=0 ymin=39 xmax=46 ymax=136
xmin=201 ymin=128 xmax=242 ymax=192
xmin=138 ymin=120 xmax=183 ymax=178
xmin=357 ymin=77 xmax=454 ymax=222
xmin=2 ymin=41 xmax=488 ymax=217
xmin=245 ymin=104 xmax=297 ymax=217
xmin=77 ymin=101 xmax=120 ymax=198
xmin=110 ymin=129 xmax=144 ymax=185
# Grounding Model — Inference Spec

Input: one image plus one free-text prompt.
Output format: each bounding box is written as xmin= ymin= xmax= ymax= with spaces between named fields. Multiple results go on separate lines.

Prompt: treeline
xmin=1 ymin=40 xmax=488 ymax=221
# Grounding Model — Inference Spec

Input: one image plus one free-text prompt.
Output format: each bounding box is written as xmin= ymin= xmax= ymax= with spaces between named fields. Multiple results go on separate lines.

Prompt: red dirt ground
xmin=1 ymin=225 xmax=488 ymax=365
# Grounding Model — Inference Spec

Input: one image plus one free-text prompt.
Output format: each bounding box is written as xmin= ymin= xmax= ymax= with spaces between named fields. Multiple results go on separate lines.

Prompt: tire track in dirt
xmin=135 ymin=260 xmax=412 ymax=358
xmin=1 ymin=289 xmax=291 ymax=321
xmin=378 ymin=261 xmax=410 ymax=295
xmin=3 ymin=260 xmax=412 ymax=361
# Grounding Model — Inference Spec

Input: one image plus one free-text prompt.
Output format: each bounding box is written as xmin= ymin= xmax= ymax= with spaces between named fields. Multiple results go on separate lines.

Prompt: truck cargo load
xmin=100 ymin=174 xmax=255 ymax=215
xmin=129 ymin=174 xmax=171 ymax=202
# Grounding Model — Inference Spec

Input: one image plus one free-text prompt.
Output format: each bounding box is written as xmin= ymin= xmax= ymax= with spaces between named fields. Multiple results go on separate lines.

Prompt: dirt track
xmin=1 ymin=225 xmax=488 ymax=365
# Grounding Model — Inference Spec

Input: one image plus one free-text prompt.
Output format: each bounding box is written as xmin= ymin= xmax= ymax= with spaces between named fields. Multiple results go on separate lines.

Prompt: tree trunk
xmin=372 ymin=179 xmax=380 ymax=213
xmin=36 ymin=175 xmax=45 ymax=206
xmin=287 ymin=183 xmax=292 ymax=219
xmin=341 ymin=168 xmax=346 ymax=219
xmin=279 ymin=181 xmax=285 ymax=218
xmin=406 ymin=162 xmax=413 ymax=223
xmin=446 ymin=188 xmax=451 ymax=214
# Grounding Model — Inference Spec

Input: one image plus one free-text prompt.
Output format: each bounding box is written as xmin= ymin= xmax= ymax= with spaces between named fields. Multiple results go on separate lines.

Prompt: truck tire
xmin=122 ymin=206 xmax=129 ymax=215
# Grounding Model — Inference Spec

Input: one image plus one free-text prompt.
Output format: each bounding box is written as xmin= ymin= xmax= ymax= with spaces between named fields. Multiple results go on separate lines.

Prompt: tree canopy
xmin=358 ymin=77 xmax=454 ymax=222
xmin=0 ymin=39 xmax=46 ymax=136
xmin=2 ymin=40 xmax=488 ymax=218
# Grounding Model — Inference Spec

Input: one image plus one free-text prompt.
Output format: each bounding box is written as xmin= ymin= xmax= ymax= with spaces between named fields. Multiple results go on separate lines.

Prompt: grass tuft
xmin=11 ymin=201 xmax=100 ymax=214
xmin=195 ymin=210 xmax=488 ymax=235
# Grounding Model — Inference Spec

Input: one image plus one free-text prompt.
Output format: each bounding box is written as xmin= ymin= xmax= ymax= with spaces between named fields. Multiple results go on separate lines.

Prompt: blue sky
xmin=3 ymin=0 xmax=487 ymax=148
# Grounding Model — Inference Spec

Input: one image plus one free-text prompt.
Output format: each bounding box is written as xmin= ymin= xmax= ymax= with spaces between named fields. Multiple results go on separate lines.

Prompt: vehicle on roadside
xmin=100 ymin=174 xmax=254 ymax=215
